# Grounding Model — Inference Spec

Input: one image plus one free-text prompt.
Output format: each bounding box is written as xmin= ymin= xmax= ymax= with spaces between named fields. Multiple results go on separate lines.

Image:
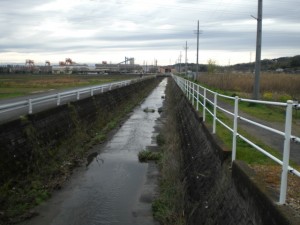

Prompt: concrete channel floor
xmin=19 ymin=79 xmax=167 ymax=225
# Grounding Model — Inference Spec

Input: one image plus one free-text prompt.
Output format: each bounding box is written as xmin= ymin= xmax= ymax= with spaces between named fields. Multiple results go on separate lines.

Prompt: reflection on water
xmin=30 ymin=78 xmax=167 ymax=225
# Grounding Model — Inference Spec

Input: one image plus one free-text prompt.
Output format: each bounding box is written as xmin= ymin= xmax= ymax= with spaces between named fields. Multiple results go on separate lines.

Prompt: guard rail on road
xmin=0 ymin=76 xmax=154 ymax=117
xmin=172 ymin=74 xmax=300 ymax=205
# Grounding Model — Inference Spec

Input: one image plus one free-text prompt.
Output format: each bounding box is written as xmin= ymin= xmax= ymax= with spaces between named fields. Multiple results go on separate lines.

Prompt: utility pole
xmin=146 ymin=61 xmax=148 ymax=73
xmin=179 ymin=51 xmax=182 ymax=73
xmin=184 ymin=41 xmax=188 ymax=76
xmin=193 ymin=20 xmax=202 ymax=79
xmin=253 ymin=0 xmax=263 ymax=100
xmin=195 ymin=20 xmax=202 ymax=80
xmin=196 ymin=20 xmax=199 ymax=80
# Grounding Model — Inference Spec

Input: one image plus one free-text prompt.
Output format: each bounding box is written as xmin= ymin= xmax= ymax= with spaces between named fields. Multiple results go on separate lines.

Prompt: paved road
xmin=0 ymin=79 xmax=136 ymax=124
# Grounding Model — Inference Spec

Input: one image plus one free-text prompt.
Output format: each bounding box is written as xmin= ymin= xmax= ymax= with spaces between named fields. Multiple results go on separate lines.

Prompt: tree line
xmin=174 ymin=55 xmax=300 ymax=74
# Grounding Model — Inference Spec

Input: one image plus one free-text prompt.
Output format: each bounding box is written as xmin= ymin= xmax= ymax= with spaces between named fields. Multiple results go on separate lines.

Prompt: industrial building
xmin=0 ymin=57 xmax=167 ymax=75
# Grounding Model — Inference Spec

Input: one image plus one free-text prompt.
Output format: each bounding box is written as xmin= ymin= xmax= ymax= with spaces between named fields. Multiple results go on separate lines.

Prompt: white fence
xmin=173 ymin=75 xmax=300 ymax=205
xmin=0 ymin=76 xmax=154 ymax=118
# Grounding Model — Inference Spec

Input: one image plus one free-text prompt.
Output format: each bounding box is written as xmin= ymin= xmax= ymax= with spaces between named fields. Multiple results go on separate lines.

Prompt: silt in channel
xmin=21 ymin=79 xmax=167 ymax=225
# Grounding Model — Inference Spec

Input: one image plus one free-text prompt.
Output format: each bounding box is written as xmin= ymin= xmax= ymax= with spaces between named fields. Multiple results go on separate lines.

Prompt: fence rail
xmin=0 ymin=76 xmax=154 ymax=119
xmin=172 ymin=75 xmax=300 ymax=205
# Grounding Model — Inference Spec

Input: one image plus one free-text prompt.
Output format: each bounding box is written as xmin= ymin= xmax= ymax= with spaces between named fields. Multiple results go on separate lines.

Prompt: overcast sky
xmin=0 ymin=0 xmax=299 ymax=65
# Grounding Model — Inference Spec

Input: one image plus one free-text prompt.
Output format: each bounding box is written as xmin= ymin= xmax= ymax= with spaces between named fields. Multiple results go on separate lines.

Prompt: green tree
xmin=207 ymin=59 xmax=217 ymax=74
xmin=290 ymin=55 xmax=300 ymax=67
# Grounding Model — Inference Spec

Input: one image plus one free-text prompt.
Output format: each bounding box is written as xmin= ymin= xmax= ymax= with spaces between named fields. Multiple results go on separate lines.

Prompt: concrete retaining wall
xmin=169 ymin=79 xmax=299 ymax=225
xmin=0 ymin=78 xmax=161 ymax=184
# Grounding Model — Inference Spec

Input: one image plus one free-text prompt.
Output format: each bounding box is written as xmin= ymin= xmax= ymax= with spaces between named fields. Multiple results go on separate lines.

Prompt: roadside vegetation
xmin=194 ymin=72 xmax=300 ymax=133
xmin=191 ymin=72 xmax=299 ymax=165
xmin=200 ymin=105 xmax=300 ymax=212
xmin=201 ymin=107 xmax=281 ymax=165
xmin=177 ymin=55 xmax=300 ymax=75
xmin=190 ymin=73 xmax=300 ymax=211
xmin=197 ymin=72 xmax=300 ymax=101
xmin=0 ymin=74 xmax=137 ymax=99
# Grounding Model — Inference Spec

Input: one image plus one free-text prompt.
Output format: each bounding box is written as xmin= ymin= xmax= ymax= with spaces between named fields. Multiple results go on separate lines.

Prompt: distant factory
xmin=94 ymin=57 xmax=143 ymax=74
xmin=0 ymin=57 xmax=148 ymax=75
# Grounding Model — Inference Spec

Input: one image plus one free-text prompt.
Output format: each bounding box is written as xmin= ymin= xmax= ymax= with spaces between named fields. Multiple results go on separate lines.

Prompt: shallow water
xmin=22 ymin=78 xmax=167 ymax=225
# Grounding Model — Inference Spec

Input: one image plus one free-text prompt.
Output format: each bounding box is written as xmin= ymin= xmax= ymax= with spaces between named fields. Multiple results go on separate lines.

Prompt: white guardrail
xmin=0 ymin=76 xmax=154 ymax=116
xmin=172 ymin=74 xmax=300 ymax=205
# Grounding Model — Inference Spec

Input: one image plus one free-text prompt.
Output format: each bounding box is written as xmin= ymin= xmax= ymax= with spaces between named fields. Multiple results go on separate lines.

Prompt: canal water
xmin=22 ymin=78 xmax=167 ymax=225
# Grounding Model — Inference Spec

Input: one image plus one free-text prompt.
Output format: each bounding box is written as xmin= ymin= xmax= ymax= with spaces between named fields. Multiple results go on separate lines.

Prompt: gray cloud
xmin=0 ymin=0 xmax=299 ymax=64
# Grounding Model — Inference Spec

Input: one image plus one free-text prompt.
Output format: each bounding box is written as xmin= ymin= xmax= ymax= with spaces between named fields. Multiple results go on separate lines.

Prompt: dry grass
xmin=197 ymin=72 xmax=300 ymax=101
xmin=0 ymin=74 xmax=137 ymax=99
xmin=152 ymin=80 xmax=186 ymax=225
xmin=250 ymin=165 xmax=300 ymax=212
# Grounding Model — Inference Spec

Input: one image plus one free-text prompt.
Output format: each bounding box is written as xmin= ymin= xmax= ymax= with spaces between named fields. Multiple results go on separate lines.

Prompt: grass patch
xmin=202 ymin=107 xmax=281 ymax=165
xmin=156 ymin=133 xmax=165 ymax=146
xmin=151 ymin=81 xmax=186 ymax=225
xmin=152 ymin=181 xmax=185 ymax=225
xmin=235 ymin=98 xmax=286 ymax=123
xmin=196 ymin=72 xmax=300 ymax=100
xmin=0 ymin=74 xmax=138 ymax=99
xmin=138 ymin=150 xmax=161 ymax=162
xmin=193 ymin=77 xmax=298 ymax=123
xmin=203 ymin=108 xmax=298 ymax=169
xmin=143 ymin=107 xmax=156 ymax=113
xmin=185 ymin=78 xmax=299 ymax=165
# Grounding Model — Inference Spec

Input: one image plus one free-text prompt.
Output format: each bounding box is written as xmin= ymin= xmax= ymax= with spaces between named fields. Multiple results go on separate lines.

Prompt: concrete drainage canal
xmin=20 ymin=79 xmax=167 ymax=225
xmin=5 ymin=77 xmax=300 ymax=225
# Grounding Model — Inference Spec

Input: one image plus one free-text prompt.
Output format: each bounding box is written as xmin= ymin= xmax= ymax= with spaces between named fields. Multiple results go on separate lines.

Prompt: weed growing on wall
xmin=152 ymin=80 xmax=186 ymax=225
xmin=138 ymin=150 xmax=161 ymax=162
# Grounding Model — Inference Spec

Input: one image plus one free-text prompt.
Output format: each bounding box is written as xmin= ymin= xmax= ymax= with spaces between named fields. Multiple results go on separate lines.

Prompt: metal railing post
xmin=180 ymin=79 xmax=182 ymax=90
xmin=57 ymin=93 xmax=61 ymax=106
xmin=109 ymin=84 xmax=112 ymax=90
xmin=203 ymin=89 xmax=206 ymax=122
xmin=213 ymin=93 xmax=217 ymax=134
xmin=101 ymin=86 xmax=104 ymax=93
xmin=180 ymin=80 xmax=185 ymax=90
xmin=189 ymin=81 xmax=192 ymax=100
xmin=77 ymin=91 xmax=80 ymax=100
xmin=232 ymin=96 xmax=239 ymax=162
xmin=192 ymin=83 xmax=195 ymax=106
xmin=196 ymin=85 xmax=199 ymax=111
xmin=279 ymin=100 xmax=293 ymax=204
xmin=28 ymin=99 xmax=33 ymax=114
xmin=91 ymin=88 xmax=94 ymax=96
xmin=186 ymin=80 xmax=188 ymax=96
